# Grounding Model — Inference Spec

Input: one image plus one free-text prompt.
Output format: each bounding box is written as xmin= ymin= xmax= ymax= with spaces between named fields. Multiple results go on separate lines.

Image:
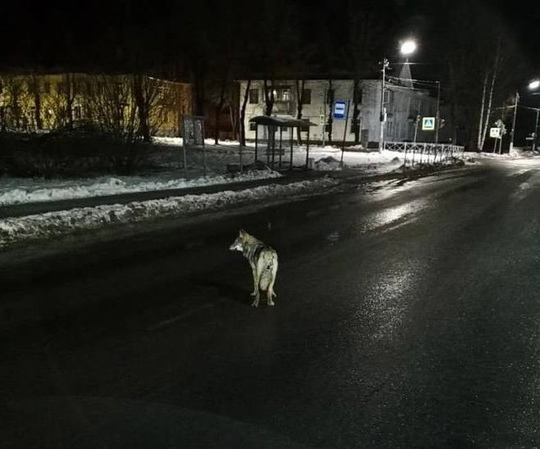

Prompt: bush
xmin=0 ymin=123 xmax=153 ymax=178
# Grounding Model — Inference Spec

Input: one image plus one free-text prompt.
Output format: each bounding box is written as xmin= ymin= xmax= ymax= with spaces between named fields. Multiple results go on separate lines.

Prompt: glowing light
xmin=529 ymin=80 xmax=540 ymax=90
xmin=400 ymin=39 xmax=417 ymax=56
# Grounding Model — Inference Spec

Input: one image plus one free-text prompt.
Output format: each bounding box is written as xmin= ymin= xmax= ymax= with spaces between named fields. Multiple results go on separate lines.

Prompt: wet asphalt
xmin=1 ymin=160 xmax=540 ymax=448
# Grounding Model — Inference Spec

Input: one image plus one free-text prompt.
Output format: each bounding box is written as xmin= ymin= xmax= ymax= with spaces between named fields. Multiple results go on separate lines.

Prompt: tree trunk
xmin=480 ymin=37 xmax=502 ymax=151
xmin=477 ymin=72 xmax=489 ymax=150
xmin=31 ymin=75 xmax=43 ymax=130
xmin=263 ymin=79 xmax=274 ymax=116
xmin=295 ymin=79 xmax=305 ymax=144
xmin=65 ymin=73 xmax=74 ymax=130
xmin=239 ymin=79 xmax=251 ymax=146
xmin=214 ymin=75 xmax=228 ymax=145
xmin=326 ymin=79 xmax=334 ymax=144
xmin=448 ymin=62 xmax=459 ymax=145
xmin=133 ymin=74 xmax=151 ymax=142
xmin=352 ymin=78 xmax=361 ymax=144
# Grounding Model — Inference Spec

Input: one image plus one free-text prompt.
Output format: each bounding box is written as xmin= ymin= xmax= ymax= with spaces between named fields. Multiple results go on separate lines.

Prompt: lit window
xmin=275 ymin=87 xmax=291 ymax=102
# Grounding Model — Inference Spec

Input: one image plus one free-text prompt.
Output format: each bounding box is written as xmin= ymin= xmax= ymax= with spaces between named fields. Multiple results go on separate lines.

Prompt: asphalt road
xmin=1 ymin=160 xmax=540 ymax=449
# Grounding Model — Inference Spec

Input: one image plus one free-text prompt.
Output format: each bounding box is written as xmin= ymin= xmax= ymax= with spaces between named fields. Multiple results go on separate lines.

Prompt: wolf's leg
xmin=251 ymin=265 xmax=260 ymax=307
xmin=252 ymin=256 xmax=267 ymax=307
xmin=251 ymin=286 xmax=260 ymax=307
xmin=266 ymin=261 xmax=278 ymax=306
xmin=250 ymin=265 xmax=258 ymax=296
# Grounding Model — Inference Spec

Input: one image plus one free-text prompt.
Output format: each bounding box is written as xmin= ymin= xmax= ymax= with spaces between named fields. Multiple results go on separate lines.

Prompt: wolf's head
xmin=229 ymin=229 xmax=248 ymax=251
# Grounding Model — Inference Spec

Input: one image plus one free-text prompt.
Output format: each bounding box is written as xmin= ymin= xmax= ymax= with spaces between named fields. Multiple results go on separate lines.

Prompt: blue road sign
xmin=333 ymin=101 xmax=347 ymax=120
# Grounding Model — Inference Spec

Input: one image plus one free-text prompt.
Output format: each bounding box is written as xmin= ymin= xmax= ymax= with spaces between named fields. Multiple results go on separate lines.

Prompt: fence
xmin=384 ymin=142 xmax=464 ymax=167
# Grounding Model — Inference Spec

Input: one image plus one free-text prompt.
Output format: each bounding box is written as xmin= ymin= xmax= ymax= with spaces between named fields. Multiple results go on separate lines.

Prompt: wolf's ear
xmin=239 ymin=229 xmax=246 ymax=236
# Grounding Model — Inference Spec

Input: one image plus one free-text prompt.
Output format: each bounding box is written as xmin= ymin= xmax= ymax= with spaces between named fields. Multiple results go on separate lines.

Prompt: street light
xmin=400 ymin=39 xmax=417 ymax=56
xmin=509 ymin=90 xmax=519 ymax=153
xmin=509 ymin=80 xmax=540 ymax=153
xmin=529 ymin=80 xmax=540 ymax=151
xmin=379 ymin=39 xmax=417 ymax=151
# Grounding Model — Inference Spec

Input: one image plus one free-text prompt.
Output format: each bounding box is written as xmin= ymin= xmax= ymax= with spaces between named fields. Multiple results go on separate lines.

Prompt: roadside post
xmin=181 ymin=116 xmax=206 ymax=176
xmin=333 ymin=100 xmax=349 ymax=167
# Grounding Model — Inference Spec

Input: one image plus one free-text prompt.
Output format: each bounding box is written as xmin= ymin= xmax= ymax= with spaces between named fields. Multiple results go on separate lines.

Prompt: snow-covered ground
xmin=0 ymin=137 xmax=490 ymax=248
xmin=0 ymin=177 xmax=339 ymax=247
xmin=0 ymin=137 xmax=403 ymax=207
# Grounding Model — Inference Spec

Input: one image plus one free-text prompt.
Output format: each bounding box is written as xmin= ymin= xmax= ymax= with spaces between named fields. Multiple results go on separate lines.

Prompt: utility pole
xmin=509 ymin=91 xmax=519 ymax=153
xmin=435 ymin=81 xmax=441 ymax=144
xmin=379 ymin=58 xmax=389 ymax=152
xmin=534 ymin=108 xmax=539 ymax=151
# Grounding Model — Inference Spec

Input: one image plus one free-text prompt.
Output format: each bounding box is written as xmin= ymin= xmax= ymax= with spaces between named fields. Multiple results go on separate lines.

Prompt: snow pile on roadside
xmin=0 ymin=177 xmax=338 ymax=247
xmin=315 ymin=156 xmax=342 ymax=171
xmin=0 ymin=169 xmax=281 ymax=207
xmin=465 ymin=148 xmax=540 ymax=160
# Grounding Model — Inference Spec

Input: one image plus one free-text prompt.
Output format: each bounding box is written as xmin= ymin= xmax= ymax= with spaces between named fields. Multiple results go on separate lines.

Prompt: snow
xmin=0 ymin=137 xmax=476 ymax=247
xmin=0 ymin=139 xmax=402 ymax=207
xmin=0 ymin=170 xmax=281 ymax=207
xmin=0 ymin=177 xmax=339 ymax=247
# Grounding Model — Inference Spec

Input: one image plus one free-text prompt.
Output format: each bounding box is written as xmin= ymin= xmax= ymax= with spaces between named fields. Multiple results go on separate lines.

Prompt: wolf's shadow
xmin=190 ymin=277 xmax=250 ymax=305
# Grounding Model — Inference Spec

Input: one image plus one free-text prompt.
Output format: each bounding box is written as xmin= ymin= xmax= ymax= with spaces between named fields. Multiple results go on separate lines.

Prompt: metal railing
xmin=383 ymin=142 xmax=465 ymax=166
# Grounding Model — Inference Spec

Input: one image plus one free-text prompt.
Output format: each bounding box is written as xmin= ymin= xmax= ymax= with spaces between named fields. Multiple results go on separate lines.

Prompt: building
xmin=239 ymin=75 xmax=438 ymax=146
xmin=0 ymin=72 xmax=192 ymax=136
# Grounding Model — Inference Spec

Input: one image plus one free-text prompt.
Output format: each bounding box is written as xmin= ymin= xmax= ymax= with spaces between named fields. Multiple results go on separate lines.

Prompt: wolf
xmin=229 ymin=229 xmax=278 ymax=307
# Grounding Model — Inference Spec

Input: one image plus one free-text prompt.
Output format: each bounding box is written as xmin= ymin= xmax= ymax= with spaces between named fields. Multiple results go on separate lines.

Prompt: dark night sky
xmin=0 ymin=0 xmax=538 ymax=78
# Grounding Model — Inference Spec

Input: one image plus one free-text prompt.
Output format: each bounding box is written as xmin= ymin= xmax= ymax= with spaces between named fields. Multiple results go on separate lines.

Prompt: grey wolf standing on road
xmin=229 ymin=229 xmax=278 ymax=307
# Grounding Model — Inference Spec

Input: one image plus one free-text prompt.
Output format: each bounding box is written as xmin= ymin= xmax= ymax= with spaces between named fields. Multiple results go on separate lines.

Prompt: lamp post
xmin=529 ymin=80 xmax=540 ymax=151
xmin=509 ymin=91 xmax=519 ymax=153
xmin=509 ymin=79 xmax=539 ymax=153
xmin=378 ymin=57 xmax=389 ymax=152
xmin=379 ymin=39 xmax=417 ymax=152
xmin=435 ymin=80 xmax=441 ymax=143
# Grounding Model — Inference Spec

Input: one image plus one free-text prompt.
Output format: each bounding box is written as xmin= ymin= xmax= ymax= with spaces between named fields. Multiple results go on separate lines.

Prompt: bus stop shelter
xmin=249 ymin=116 xmax=317 ymax=170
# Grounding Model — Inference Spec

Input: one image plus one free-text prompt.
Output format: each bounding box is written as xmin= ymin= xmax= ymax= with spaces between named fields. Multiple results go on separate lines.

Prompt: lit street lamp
xmin=509 ymin=80 xmax=540 ymax=152
xmin=529 ymin=79 xmax=540 ymax=151
xmin=400 ymin=40 xmax=417 ymax=56
xmin=378 ymin=57 xmax=390 ymax=151
xmin=509 ymin=91 xmax=519 ymax=153
xmin=509 ymin=79 xmax=539 ymax=153
xmin=379 ymin=39 xmax=417 ymax=151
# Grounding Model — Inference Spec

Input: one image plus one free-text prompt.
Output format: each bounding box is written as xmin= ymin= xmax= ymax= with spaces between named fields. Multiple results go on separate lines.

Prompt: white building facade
xmin=239 ymin=79 xmax=438 ymax=146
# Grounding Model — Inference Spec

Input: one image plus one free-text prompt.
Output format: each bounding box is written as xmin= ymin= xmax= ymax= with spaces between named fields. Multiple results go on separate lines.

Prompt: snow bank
xmin=0 ymin=169 xmax=281 ymax=207
xmin=0 ymin=177 xmax=338 ymax=247
xmin=315 ymin=156 xmax=342 ymax=171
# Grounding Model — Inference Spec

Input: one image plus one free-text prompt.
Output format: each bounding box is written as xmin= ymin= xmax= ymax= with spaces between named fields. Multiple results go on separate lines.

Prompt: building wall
xmin=0 ymin=73 xmax=192 ymax=136
xmin=239 ymin=79 xmax=438 ymax=145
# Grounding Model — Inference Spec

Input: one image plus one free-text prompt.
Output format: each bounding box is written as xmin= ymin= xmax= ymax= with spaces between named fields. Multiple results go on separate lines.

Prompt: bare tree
xmin=82 ymin=75 xmax=143 ymax=173
xmin=2 ymin=75 xmax=25 ymax=131
xmin=28 ymin=74 xmax=43 ymax=130
xmin=63 ymin=73 xmax=75 ymax=130
xmin=132 ymin=74 xmax=163 ymax=142
xmin=434 ymin=2 xmax=525 ymax=149
xmin=477 ymin=36 xmax=507 ymax=151
xmin=340 ymin=2 xmax=385 ymax=144
xmin=294 ymin=79 xmax=305 ymax=143
xmin=239 ymin=79 xmax=252 ymax=146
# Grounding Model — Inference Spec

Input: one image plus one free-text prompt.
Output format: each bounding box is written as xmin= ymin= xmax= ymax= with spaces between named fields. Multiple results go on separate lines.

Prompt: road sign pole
xmin=341 ymin=100 xmax=350 ymax=167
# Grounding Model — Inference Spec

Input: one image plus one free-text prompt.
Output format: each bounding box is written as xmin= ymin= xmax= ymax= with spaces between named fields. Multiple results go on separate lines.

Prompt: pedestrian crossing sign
xmin=422 ymin=117 xmax=435 ymax=131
